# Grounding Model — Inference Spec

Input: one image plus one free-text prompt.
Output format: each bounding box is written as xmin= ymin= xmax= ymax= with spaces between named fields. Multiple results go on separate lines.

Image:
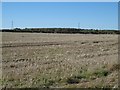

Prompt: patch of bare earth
xmin=1 ymin=32 xmax=118 ymax=88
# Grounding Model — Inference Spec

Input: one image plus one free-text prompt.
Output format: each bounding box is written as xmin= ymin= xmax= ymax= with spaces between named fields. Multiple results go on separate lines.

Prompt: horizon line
xmin=1 ymin=27 xmax=119 ymax=30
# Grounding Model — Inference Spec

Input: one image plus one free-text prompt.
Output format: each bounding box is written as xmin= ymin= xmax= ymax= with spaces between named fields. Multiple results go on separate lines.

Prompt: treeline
xmin=1 ymin=28 xmax=120 ymax=34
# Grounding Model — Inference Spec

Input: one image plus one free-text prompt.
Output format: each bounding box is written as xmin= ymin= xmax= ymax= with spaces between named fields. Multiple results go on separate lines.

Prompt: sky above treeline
xmin=2 ymin=2 xmax=118 ymax=30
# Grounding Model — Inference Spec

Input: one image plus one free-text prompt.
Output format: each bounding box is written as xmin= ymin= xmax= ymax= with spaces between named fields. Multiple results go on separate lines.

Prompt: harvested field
xmin=1 ymin=32 xmax=119 ymax=88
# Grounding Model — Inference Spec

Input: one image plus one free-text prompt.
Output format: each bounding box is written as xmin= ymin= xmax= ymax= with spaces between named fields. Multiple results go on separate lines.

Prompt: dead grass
xmin=1 ymin=32 xmax=118 ymax=88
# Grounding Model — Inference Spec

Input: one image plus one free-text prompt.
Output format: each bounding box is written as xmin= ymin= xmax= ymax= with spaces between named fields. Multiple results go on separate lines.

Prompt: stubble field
xmin=1 ymin=32 xmax=119 ymax=88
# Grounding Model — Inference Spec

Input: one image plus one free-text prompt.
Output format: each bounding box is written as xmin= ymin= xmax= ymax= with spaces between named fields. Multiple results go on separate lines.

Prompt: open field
xmin=1 ymin=32 xmax=119 ymax=88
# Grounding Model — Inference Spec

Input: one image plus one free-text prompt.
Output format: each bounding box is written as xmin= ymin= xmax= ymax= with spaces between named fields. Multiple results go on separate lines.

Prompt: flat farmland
xmin=1 ymin=32 xmax=119 ymax=88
